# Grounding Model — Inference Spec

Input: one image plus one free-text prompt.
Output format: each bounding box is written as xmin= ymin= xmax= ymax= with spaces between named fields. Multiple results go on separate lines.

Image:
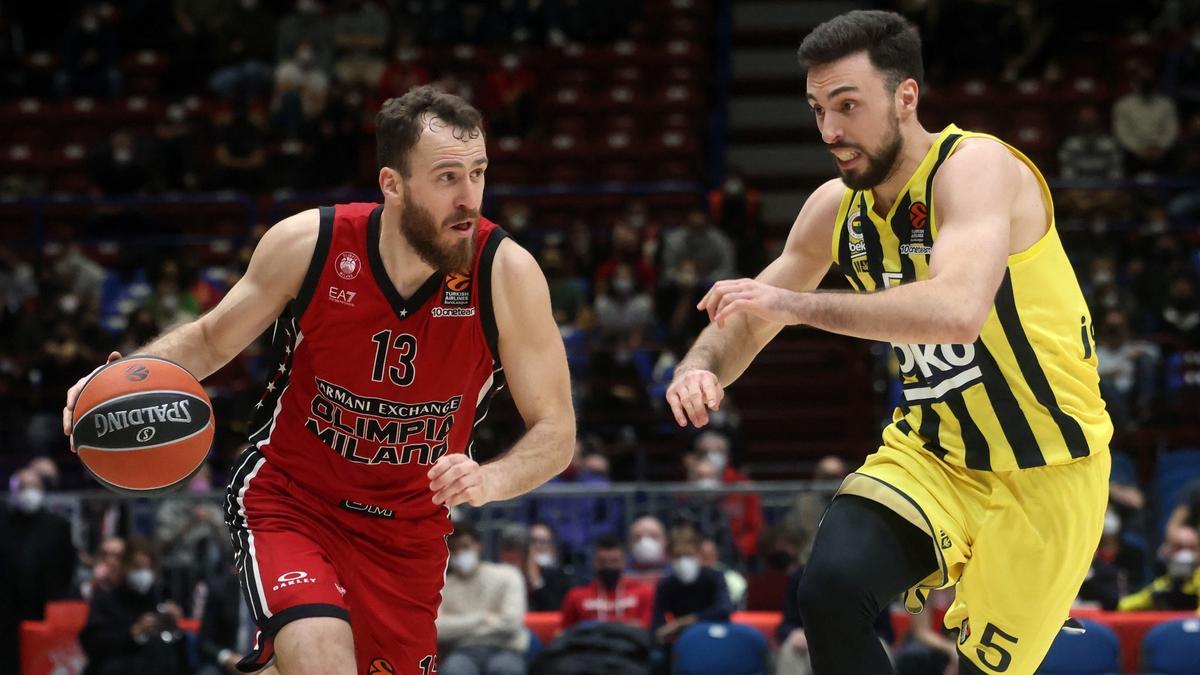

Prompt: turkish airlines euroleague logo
xmin=443 ymin=273 xmax=471 ymax=306
xmin=335 ymin=252 xmax=361 ymax=280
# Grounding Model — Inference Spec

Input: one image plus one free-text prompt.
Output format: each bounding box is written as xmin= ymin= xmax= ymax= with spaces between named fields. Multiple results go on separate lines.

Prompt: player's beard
xmin=834 ymin=112 xmax=903 ymax=191
xmin=400 ymin=182 xmax=476 ymax=275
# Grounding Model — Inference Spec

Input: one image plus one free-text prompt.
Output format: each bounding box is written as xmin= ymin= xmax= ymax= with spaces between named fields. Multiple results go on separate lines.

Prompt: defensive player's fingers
xmin=679 ymin=384 xmax=709 ymax=427
xmin=665 ymin=389 xmax=688 ymax=427
xmin=715 ymin=299 xmax=750 ymax=328
xmin=62 ymin=405 xmax=72 ymax=437
xmin=698 ymin=376 xmax=723 ymax=410
xmin=436 ymin=484 xmax=470 ymax=507
xmin=107 ymin=351 xmax=121 ymax=363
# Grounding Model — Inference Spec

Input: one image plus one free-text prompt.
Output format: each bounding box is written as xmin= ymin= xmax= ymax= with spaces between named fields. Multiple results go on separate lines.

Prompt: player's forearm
xmin=786 ymin=280 xmax=986 ymax=345
xmin=480 ymin=418 xmax=573 ymax=502
xmin=677 ymin=315 xmax=776 ymax=386
xmin=135 ymin=320 xmax=231 ymax=381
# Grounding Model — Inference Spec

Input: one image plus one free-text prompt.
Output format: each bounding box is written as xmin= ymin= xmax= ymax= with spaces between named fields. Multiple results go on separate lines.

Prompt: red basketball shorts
xmin=224 ymin=447 xmax=451 ymax=674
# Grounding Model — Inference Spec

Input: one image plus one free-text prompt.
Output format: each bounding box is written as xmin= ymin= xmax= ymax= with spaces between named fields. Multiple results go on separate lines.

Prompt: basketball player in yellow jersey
xmin=667 ymin=10 xmax=1111 ymax=675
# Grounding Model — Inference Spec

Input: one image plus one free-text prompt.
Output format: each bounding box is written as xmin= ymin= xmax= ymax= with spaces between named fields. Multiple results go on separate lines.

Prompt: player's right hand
xmin=665 ymin=368 xmax=723 ymax=428
xmin=63 ymin=351 xmax=122 ymax=453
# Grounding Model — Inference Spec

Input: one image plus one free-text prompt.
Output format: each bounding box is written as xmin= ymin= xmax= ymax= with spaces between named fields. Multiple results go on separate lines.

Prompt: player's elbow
xmin=948 ymin=305 xmax=989 ymax=344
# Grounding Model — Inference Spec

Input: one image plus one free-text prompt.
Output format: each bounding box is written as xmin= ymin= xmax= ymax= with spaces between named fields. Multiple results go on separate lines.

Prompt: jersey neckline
xmin=366 ymin=204 xmax=444 ymax=320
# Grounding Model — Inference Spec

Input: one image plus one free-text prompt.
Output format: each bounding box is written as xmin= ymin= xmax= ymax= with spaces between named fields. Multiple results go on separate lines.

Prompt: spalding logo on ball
xmin=71 ymin=356 xmax=214 ymax=495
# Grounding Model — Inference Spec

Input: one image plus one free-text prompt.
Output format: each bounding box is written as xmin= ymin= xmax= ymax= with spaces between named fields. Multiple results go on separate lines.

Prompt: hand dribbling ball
xmin=71 ymin=356 xmax=214 ymax=495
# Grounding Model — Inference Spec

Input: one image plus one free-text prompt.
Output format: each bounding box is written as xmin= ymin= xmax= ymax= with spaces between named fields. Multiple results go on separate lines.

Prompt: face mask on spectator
xmin=451 ymin=550 xmax=479 ymax=575
xmin=1168 ymin=550 xmax=1197 ymax=580
xmin=706 ymin=452 xmax=727 ymax=472
xmin=612 ymin=276 xmax=634 ymax=296
xmin=632 ymin=536 xmax=664 ymax=565
xmin=127 ymin=569 xmax=155 ymax=594
xmin=533 ymin=552 xmax=555 ymax=568
xmin=12 ymin=487 xmax=45 ymax=513
xmin=672 ymin=556 xmax=700 ymax=584
xmin=1103 ymin=510 xmax=1120 ymax=537
xmin=597 ymin=568 xmax=622 ymax=589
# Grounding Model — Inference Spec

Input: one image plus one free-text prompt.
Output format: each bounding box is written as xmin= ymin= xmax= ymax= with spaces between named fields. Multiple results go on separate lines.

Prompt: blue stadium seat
xmin=1035 ymin=618 xmax=1120 ymax=675
xmin=1109 ymin=451 xmax=1137 ymax=487
xmin=526 ymin=626 xmax=543 ymax=664
xmin=1141 ymin=617 xmax=1200 ymax=675
xmin=1153 ymin=448 xmax=1200 ymax=536
xmin=673 ymin=622 xmax=767 ymax=675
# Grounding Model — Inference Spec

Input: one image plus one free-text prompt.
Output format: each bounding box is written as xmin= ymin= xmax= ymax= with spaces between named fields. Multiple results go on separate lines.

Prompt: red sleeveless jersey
xmin=247 ymin=203 xmax=508 ymax=523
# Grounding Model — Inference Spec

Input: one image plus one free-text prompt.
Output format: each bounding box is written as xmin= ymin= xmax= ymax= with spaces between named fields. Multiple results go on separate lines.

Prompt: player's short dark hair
xmin=376 ymin=84 xmax=484 ymax=177
xmin=797 ymin=10 xmax=923 ymax=92
xmin=594 ymin=535 xmax=623 ymax=551
xmin=449 ymin=520 xmax=480 ymax=545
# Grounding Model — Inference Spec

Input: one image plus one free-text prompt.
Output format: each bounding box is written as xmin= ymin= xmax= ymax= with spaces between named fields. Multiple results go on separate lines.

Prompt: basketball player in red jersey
xmin=62 ymin=86 xmax=575 ymax=675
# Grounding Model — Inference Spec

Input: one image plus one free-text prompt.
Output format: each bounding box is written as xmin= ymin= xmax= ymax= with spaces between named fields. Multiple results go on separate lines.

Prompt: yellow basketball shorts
xmin=837 ymin=444 xmax=1110 ymax=675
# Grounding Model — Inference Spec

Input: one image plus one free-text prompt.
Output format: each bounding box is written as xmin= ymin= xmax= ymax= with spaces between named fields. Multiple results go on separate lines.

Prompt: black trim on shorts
xmin=293 ymin=206 xmax=335 ymax=320
xmin=236 ymin=603 xmax=352 ymax=673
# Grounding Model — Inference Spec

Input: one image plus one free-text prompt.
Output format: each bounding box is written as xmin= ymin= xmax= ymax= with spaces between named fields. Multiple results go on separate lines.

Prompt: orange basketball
xmin=71 ymin=356 xmax=214 ymax=495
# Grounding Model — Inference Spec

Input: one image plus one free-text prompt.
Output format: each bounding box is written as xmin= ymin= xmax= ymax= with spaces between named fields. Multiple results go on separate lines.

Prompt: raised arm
xmin=63 ymin=210 xmax=319 ymax=442
xmin=666 ymin=178 xmax=841 ymax=427
xmin=428 ymin=237 xmax=575 ymax=506
xmin=701 ymin=139 xmax=1017 ymax=345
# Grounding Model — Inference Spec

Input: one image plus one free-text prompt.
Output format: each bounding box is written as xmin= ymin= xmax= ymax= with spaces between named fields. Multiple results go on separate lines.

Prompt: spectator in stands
xmin=595 ymin=220 xmax=657 ymax=290
xmin=0 ymin=465 xmax=77 ymax=673
xmin=709 ymin=168 xmax=765 ymax=276
xmin=438 ymin=522 xmax=529 ymax=675
xmin=213 ymin=101 xmax=267 ymax=191
xmin=155 ymin=463 xmax=226 ymax=611
xmin=53 ymin=244 xmax=105 ymax=310
xmin=745 ymin=525 xmax=801 ymax=612
xmin=90 ymin=129 xmax=155 ymax=195
xmin=656 ymin=258 xmax=710 ymax=350
xmin=698 ymin=536 xmax=746 ymax=608
xmin=57 ymin=4 xmax=122 ymax=98
xmin=196 ymin=563 xmax=257 ymax=675
xmin=1161 ymin=275 xmax=1200 ymax=345
xmin=541 ymin=245 xmax=590 ymax=328
xmin=1112 ymin=68 xmax=1180 ymax=175
xmin=207 ymin=0 xmax=275 ymax=101
xmin=153 ymin=103 xmax=199 ymax=191
xmin=1078 ymin=507 xmax=1134 ymax=610
xmin=696 ymin=430 xmax=763 ymax=561
xmin=276 ymin=0 xmax=334 ymax=73
xmin=526 ymin=442 xmax=621 ymax=561
xmin=1166 ymin=477 xmax=1200 ymax=548
xmin=783 ymin=454 xmax=848 ymax=553
xmin=1118 ymin=526 xmax=1199 ymax=611
xmin=561 ymin=535 xmax=655 ymax=629
xmin=86 ymin=536 xmax=127 ymax=598
xmin=628 ymin=515 xmax=670 ymax=578
xmin=0 ymin=246 xmax=37 ymax=316
xmin=1096 ymin=308 xmax=1160 ymax=430
xmin=331 ymin=0 xmax=389 ymax=89
xmin=593 ymin=262 xmax=654 ymax=345
xmin=1171 ymin=113 xmax=1200 ymax=179
xmin=271 ymin=61 xmax=331 ymax=142
xmin=142 ymin=260 xmax=201 ymax=329
xmin=662 ymin=209 xmax=736 ymax=283
xmin=377 ymin=42 xmax=432 ymax=103
xmin=1058 ymin=106 xmax=1123 ymax=180
xmin=484 ymin=52 xmax=537 ymax=137
xmin=81 ymin=537 xmax=188 ymax=675
xmin=497 ymin=523 xmax=572 ymax=612
xmin=650 ymin=527 xmax=732 ymax=645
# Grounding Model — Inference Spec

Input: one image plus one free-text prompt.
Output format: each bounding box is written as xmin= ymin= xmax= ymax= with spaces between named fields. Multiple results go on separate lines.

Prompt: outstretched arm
xmin=701 ymin=140 xmax=1017 ymax=345
xmin=428 ymin=238 xmax=574 ymax=506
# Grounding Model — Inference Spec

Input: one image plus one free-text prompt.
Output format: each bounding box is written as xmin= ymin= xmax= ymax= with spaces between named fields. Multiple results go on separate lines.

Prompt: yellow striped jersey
xmin=831 ymin=124 xmax=1112 ymax=471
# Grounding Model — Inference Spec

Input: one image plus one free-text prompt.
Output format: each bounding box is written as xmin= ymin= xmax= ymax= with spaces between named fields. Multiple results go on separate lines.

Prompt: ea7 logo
xmin=329 ymin=287 xmax=357 ymax=306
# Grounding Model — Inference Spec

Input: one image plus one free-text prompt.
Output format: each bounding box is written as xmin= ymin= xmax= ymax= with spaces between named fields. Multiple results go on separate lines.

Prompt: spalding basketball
xmin=71 ymin=356 xmax=214 ymax=495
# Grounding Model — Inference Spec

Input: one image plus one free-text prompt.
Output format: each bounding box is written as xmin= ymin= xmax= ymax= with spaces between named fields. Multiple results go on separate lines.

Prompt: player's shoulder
xmin=941 ymin=136 xmax=1021 ymax=178
xmin=491 ymin=236 xmax=541 ymax=283
xmin=256 ymin=208 xmax=321 ymax=260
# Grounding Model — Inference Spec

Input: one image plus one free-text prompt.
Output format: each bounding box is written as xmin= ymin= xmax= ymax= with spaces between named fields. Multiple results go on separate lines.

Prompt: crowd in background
xmin=2 ymin=1 xmax=1200 ymax=674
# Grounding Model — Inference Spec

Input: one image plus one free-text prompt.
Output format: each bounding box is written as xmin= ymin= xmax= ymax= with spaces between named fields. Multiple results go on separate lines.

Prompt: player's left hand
xmin=697 ymin=278 xmax=799 ymax=328
xmin=428 ymin=454 xmax=491 ymax=507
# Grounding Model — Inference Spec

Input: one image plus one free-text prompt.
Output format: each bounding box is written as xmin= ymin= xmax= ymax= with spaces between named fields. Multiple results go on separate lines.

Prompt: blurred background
xmin=1 ymin=1 xmax=1199 ymax=674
